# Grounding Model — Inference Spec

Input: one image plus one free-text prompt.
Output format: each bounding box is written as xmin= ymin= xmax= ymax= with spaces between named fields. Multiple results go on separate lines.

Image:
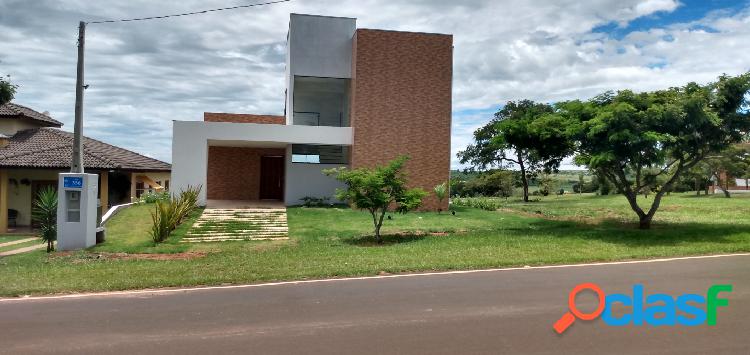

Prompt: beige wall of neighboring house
xmin=6 ymin=169 xmax=60 ymax=226
xmin=0 ymin=119 xmax=39 ymax=137
xmin=132 ymin=172 xmax=172 ymax=200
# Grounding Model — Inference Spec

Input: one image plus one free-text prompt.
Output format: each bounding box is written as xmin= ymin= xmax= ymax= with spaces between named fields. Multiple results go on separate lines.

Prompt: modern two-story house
xmin=171 ymin=14 xmax=452 ymax=210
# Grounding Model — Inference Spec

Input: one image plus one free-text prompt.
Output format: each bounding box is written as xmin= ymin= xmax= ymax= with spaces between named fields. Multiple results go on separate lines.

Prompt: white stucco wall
xmin=171 ymin=121 xmax=353 ymax=206
xmin=284 ymin=146 xmax=346 ymax=205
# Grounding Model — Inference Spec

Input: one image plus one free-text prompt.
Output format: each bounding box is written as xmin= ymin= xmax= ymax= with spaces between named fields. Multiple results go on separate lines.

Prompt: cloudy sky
xmin=1 ymin=0 xmax=749 ymax=169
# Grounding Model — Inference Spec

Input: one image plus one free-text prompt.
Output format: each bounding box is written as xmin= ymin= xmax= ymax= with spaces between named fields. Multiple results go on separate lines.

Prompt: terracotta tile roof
xmin=0 ymin=128 xmax=170 ymax=171
xmin=0 ymin=102 xmax=63 ymax=127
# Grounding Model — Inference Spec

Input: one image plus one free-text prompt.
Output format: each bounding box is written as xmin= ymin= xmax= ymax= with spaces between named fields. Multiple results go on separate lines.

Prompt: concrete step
xmin=181 ymin=237 xmax=288 ymax=243
xmin=186 ymin=232 xmax=289 ymax=237
xmin=187 ymin=207 xmax=290 ymax=243
xmin=184 ymin=233 xmax=288 ymax=238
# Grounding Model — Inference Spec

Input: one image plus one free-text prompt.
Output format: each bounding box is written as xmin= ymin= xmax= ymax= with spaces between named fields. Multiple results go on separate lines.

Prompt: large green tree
xmin=458 ymin=100 xmax=574 ymax=202
xmin=564 ymin=73 xmax=750 ymax=229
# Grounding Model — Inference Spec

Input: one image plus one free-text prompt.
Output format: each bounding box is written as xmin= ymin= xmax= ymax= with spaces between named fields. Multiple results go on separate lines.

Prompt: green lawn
xmin=1 ymin=193 xmax=749 ymax=297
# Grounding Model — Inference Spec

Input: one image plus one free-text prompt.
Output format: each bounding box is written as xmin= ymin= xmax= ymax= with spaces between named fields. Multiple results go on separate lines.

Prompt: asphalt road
xmin=1 ymin=254 xmax=748 ymax=354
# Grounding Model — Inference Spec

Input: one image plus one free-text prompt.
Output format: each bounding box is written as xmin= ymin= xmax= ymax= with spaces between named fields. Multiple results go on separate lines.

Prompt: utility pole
xmin=71 ymin=21 xmax=86 ymax=173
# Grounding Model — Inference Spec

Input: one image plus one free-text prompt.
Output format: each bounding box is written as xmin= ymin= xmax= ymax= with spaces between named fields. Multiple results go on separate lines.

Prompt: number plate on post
xmin=63 ymin=176 xmax=84 ymax=189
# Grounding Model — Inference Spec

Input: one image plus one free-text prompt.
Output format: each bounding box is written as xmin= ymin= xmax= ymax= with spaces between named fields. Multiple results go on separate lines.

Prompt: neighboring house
xmin=0 ymin=102 xmax=171 ymax=233
xmin=710 ymin=143 xmax=750 ymax=194
xmin=172 ymin=14 xmax=452 ymax=210
xmin=712 ymin=173 xmax=750 ymax=193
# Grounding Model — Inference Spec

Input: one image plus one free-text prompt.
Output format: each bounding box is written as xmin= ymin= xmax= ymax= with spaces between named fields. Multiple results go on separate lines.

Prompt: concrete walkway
xmin=0 ymin=243 xmax=45 ymax=257
xmin=183 ymin=204 xmax=289 ymax=242
xmin=0 ymin=237 xmax=37 ymax=249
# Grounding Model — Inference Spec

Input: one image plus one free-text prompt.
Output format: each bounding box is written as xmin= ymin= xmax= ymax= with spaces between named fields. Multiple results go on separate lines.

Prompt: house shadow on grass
xmin=344 ymin=233 xmax=427 ymax=247
xmin=513 ymin=218 xmax=749 ymax=248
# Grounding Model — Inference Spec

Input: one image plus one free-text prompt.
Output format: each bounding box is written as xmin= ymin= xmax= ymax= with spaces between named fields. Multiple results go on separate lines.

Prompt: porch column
xmin=130 ymin=172 xmax=137 ymax=202
xmin=0 ymin=169 xmax=7 ymax=233
xmin=99 ymin=171 xmax=109 ymax=216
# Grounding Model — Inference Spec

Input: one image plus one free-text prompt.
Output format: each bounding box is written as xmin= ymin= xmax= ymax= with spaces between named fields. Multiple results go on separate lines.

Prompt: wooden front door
xmin=259 ymin=156 xmax=284 ymax=200
xmin=30 ymin=180 xmax=58 ymax=227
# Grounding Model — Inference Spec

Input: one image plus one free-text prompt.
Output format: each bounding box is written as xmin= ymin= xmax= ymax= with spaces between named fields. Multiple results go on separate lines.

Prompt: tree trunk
xmin=724 ymin=179 xmax=731 ymax=198
xmin=622 ymin=191 xmax=649 ymax=229
xmin=639 ymin=214 xmax=653 ymax=230
xmin=517 ymin=152 xmax=529 ymax=203
xmin=372 ymin=208 xmax=387 ymax=244
xmin=374 ymin=224 xmax=382 ymax=244
xmin=695 ymin=177 xmax=700 ymax=196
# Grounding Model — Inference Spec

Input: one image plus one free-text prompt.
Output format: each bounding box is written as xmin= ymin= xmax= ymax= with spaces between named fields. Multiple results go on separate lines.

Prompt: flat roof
xmin=290 ymin=13 xmax=356 ymax=20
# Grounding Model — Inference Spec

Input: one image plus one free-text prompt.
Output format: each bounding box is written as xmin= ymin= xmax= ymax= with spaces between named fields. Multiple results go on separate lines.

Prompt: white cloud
xmin=1 ymin=0 xmax=748 ymax=167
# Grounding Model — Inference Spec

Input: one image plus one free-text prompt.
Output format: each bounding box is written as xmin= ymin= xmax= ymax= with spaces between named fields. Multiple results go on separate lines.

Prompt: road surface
xmin=1 ymin=254 xmax=748 ymax=354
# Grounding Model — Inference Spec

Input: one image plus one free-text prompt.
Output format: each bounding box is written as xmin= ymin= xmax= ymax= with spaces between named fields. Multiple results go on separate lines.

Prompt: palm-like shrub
xmin=433 ymin=182 xmax=448 ymax=213
xmin=32 ymin=186 xmax=57 ymax=252
xmin=150 ymin=185 xmax=201 ymax=243
xmin=174 ymin=185 xmax=200 ymax=224
xmin=150 ymin=200 xmax=178 ymax=243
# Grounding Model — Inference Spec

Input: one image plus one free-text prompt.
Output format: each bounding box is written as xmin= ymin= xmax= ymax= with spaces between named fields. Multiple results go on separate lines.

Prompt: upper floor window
xmin=292 ymin=76 xmax=350 ymax=127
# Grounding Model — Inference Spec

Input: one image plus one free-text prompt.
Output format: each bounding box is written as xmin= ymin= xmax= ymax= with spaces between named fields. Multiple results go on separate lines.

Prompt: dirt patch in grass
xmin=392 ymin=230 xmax=455 ymax=237
xmin=346 ymin=230 xmax=458 ymax=247
xmin=52 ymin=251 xmax=209 ymax=262
xmin=98 ymin=252 xmax=207 ymax=261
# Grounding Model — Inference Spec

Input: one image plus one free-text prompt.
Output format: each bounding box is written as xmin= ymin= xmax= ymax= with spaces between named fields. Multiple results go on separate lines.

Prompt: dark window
xmin=291 ymin=144 xmax=348 ymax=164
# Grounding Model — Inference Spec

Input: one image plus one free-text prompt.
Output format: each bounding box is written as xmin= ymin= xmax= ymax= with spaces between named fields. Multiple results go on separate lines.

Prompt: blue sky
xmin=1 ymin=0 xmax=749 ymax=170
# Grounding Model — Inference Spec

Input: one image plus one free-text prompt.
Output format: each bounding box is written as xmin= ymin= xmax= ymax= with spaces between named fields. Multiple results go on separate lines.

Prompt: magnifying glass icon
xmin=553 ymin=282 xmax=605 ymax=334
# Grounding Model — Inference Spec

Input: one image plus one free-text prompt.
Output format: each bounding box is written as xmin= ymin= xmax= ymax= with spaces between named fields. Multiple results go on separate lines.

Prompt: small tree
xmin=324 ymin=156 xmax=427 ymax=243
xmin=0 ymin=75 xmax=18 ymax=105
xmin=537 ymin=174 xmax=557 ymax=196
xmin=433 ymin=182 xmax=448 ymax=213
xmin=32 ymin=186 xmax=57 ymax=252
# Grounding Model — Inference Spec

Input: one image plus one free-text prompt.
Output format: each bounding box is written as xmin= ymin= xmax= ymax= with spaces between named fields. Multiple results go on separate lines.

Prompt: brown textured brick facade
xmin=350 ymin=29 xmax=453 ymax=211
xmin=204 ymin=112 xmax=284 ymax=124
xmin=207 ymin=147 xmax=285 ymax=200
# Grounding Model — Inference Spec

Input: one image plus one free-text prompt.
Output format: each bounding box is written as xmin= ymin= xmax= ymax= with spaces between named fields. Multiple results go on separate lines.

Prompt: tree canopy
xmin=458 ymin=100 xmax=574 ymax=202
xmin=564 ymin=73 xmax=750 ymax=228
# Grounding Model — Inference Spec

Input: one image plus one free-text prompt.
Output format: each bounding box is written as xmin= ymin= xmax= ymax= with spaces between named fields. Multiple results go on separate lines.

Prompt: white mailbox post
xmin=57 ymin=173 xmax=98 ymax=251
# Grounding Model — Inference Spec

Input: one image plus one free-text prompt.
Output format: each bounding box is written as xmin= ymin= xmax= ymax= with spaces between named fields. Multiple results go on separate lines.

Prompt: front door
xmin=259 ymin=156 xmax=284 ymax=200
